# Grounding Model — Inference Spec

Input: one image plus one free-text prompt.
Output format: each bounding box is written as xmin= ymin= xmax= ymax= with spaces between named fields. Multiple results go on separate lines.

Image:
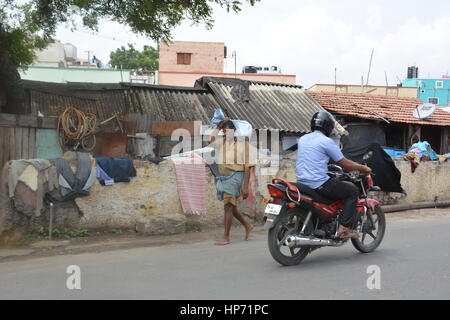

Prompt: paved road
xmin=1 ymin=214 xmax=450 ymax=300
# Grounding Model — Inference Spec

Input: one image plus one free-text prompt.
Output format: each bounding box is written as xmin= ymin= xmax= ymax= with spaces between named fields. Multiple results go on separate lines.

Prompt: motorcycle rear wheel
xmin=352 ymin=204 xmax=386 ymax=253
xmin=268 ymin=208 xmax=313 ymax=266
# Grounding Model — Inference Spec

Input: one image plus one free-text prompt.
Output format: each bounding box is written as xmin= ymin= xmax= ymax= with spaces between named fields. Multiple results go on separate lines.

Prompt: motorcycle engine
xmin=323 ymin=218 xmax=339 ymax=238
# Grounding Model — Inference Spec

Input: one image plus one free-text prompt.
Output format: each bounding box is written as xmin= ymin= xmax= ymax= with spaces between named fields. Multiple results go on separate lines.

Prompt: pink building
xmin=158 ymin=41 xmax=296 ymax=87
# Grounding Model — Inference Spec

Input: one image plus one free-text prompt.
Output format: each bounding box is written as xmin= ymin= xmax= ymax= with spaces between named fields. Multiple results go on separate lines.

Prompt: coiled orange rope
xmin=58 ymin=106 xmax=97 ymax=150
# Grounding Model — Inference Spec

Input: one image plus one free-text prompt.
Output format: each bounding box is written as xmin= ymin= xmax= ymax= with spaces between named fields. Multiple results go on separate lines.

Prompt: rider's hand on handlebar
xmin=362 ymin=166 xmax=372 ymax=175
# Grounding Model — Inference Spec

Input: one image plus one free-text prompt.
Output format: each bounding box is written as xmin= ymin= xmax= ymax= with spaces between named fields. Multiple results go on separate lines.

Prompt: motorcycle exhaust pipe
xmin=285 ymin=235 xmax=336 ymax=247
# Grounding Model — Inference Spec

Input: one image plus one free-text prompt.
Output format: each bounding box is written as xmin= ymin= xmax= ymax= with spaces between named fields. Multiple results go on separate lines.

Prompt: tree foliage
xmin=0 ymin=0 xmax=261 ymax=68
xmin=0 ymin=0 xmax=260 ymax=113
xmin=109 ymin=44 xmax=159 ymax=72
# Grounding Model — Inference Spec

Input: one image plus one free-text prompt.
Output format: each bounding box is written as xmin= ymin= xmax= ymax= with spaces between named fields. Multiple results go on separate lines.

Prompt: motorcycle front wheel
xmin=352 ymin=204 xmax=386 ymax=253
xmin=268 ymin=208 xmax=313 ymax=266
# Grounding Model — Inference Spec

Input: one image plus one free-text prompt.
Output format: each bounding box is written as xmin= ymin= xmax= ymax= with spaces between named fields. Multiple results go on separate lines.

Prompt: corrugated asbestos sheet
xmin=25 ymin=81 xmax=129 ymax=119
xmin=22 ymin=78 xmax=343 ymax=134
xmin=201 ymin=78 xmax=339 ymax=133
xmin=126 ymin=87 xmax=220 ymax=128
xmin=24 ymin=81 xmax=220 ymax=128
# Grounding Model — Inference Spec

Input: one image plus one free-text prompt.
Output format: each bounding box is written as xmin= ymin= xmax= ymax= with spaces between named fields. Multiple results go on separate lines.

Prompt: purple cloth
xmin=96 ymin=164 xmax=113 ymax=184
xmin=410 ymin=148 xmax=423 ymax=158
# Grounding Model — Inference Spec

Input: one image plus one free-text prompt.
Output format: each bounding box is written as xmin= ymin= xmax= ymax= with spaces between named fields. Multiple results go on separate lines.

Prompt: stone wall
xmin=391 ymin=159 xmax=450 ymax=204
xmin=74 ymin=160 xmax=225 ymax=233
xmin=2 ymin=155 xmax=449 ymax=237
xmin=255 ymin=155 xmax=450 ymax=206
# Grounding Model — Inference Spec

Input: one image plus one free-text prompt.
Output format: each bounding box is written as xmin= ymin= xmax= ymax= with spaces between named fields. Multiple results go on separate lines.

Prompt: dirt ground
xmin=1 ymin=207 xmax=450 ymax=263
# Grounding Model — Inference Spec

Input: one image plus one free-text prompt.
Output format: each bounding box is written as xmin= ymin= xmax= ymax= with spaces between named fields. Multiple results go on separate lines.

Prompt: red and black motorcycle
xmin=264 ymin=162 xmax=386 ymax=266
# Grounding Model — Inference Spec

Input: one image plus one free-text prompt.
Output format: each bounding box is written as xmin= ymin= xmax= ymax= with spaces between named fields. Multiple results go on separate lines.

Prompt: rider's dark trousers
xmin=315 ymin=178 xmax=359 ymax=228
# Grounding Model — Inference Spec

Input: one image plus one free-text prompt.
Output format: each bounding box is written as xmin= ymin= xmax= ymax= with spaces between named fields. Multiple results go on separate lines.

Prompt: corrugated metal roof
xmin=24 ymin=80 xmax=129 ymax=118
xmin=198 ymin=77 xmax=345 ymax=134
xmin=22 ymin=78 xmax=345 ymax=134
xmin=126 ymin=86 xmax=220 ymax=126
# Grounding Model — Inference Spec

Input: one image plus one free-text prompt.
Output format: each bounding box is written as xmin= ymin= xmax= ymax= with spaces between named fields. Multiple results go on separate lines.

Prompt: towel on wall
xmin=171 ymin=153 xmax=208 ymax=215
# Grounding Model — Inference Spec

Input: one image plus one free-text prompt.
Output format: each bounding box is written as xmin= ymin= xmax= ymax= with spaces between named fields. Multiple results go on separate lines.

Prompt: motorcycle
xmin=264 ymin=154 xmax=386 ymax=266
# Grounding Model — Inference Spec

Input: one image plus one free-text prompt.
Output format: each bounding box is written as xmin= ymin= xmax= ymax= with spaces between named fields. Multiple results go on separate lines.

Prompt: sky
xmin=56 ymin=0 xmax=450 ymax=88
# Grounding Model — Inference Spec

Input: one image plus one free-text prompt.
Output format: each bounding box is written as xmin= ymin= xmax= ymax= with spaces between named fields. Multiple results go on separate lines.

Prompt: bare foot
xmin=215 ymin=239 xmax=230 ymax=246
xmin=245 ymin=224 xmax=254 ymax=241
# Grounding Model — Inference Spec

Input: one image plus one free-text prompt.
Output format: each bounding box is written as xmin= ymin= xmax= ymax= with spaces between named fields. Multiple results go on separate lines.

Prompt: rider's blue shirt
xmin=296 ymin=130 xmax=344 ymax=189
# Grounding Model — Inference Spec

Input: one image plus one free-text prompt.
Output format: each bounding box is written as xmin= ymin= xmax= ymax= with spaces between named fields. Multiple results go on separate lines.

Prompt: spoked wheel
xmin=268 ymin=208 xmax=313 ymax=266
xmin=81 ymin=134 xmax=96 ymax=152
xmin=352 ymin=204 xmax=386 ymax=253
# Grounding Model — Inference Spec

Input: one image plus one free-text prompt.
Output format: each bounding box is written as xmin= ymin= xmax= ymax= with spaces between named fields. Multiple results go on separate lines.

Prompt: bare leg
xmin=232 ymin=205 xmax=253 ymax=241
xmin=215 ymin=203 xmax=233 ymax=245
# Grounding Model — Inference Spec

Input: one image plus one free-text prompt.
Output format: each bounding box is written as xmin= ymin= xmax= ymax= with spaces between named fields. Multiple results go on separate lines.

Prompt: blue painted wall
xmin=402 ymin=78 xmax=450 ymax=106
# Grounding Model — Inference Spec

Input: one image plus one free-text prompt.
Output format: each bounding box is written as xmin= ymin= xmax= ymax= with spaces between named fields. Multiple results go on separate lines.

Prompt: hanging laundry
xmin=408 ymin=141 xmax=438 ymax=161
xmin=403 ymin=151 xmax=420 ymax=173
xmin=95 ymin=157 xmax=136 ymax=185
xmin=6 ymin=159 xmax=58 ymax=216
xmin=171 ymin=153 xmax=208 ymax=215
xmin=96 ymin=164 xmax=114 ymax=186
xmin=52 ymin=152 xmax=96 ymax=201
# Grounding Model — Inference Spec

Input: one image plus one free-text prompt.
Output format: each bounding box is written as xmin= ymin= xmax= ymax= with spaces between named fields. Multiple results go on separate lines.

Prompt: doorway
xmin=420 ymin=126 xmax=442 ymax=154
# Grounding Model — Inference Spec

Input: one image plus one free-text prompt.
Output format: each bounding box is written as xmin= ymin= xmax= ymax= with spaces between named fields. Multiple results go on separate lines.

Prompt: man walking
xmin=210 ymin=119 xmax=254 ymax=246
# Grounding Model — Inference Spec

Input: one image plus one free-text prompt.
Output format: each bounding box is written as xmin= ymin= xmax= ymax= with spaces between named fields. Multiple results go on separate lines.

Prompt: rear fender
xmin=263 ymin=205 xmax=287 ymax=231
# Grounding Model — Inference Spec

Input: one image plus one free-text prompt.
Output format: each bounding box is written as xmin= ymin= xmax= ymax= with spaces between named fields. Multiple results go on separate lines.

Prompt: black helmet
xmin=310 ymin=111 xmax=335 ymax=137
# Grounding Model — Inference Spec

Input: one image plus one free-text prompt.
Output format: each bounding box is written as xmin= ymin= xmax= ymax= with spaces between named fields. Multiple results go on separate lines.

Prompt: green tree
xmin=0 ymin=0 xmax=260 ymax=113
xmin=109 ymin=44 xmax=159 ymax=72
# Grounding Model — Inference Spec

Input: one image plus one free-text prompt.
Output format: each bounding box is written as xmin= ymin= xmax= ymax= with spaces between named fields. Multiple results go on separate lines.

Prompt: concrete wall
xmin=74 ymin=160 xmax=224 ymax=231
xmin=19 ymin=66 xmax=131 ymax=83
xmin=158 ymin=71 xmax=297 ymax=87
xmin=392 ymin=159 xmax=450 ymax=203
xmin=159 ymin=41 xmax=225 ymax=73
xmin=256 ymin=155 xmax=450 ymax=206
xmin=2 ymin=155 xmax=449 ymax=237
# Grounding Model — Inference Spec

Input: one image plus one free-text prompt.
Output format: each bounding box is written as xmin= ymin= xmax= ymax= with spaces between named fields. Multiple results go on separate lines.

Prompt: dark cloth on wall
xmin=95 ymin=157 xmax=136 ymax=185
xmin=344 ymin=143 xmax=405 ymax=193
xmin=52 ymin=152 xmax=96 ymax=201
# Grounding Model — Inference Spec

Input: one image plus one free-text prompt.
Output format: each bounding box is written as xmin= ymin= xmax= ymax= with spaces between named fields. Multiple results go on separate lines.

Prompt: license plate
xmin=265 ymin=204 xmax=282 ymax=216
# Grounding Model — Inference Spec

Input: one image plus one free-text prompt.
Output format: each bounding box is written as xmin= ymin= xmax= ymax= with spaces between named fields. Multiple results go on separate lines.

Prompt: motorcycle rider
xmin=296 ymin=111 xmax=372 ymax=239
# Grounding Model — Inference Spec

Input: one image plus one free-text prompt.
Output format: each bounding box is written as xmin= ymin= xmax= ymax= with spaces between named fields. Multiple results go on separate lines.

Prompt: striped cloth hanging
xmin=171 ymin=153 xmax=208 ymax=215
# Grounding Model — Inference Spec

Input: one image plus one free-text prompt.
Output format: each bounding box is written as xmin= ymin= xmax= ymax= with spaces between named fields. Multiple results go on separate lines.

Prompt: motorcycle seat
xmin=291 ymin=182 xmax=336 ymax=205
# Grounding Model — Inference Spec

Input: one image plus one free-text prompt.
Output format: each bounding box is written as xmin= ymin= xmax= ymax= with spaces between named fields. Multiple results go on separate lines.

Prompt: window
xmin=428 ymin=97 xmax=439 ymax=104
xmin=436 ymin=81 xmax=444 ymax=88
xmin=177 ymin=53 xmax=192 ymax=65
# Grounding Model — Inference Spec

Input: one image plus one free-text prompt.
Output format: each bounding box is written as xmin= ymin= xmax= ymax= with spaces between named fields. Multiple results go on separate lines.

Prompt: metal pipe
xmin=300 ymin=211 xmax=312 ymax=235
xmin=49 ymin=202 xmax=54 ymax=240
xmin=382 ymin=200 xmax=450 ymax=213
xmin=285 ymin=235 xmax=336 ymax=247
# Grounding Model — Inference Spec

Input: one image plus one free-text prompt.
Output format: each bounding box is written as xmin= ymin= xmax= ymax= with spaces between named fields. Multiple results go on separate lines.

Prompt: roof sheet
xmin=198 ymin=77 xmax=343 ymax=134
xmin=308 ymin=91 xmax=450 ymax=127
